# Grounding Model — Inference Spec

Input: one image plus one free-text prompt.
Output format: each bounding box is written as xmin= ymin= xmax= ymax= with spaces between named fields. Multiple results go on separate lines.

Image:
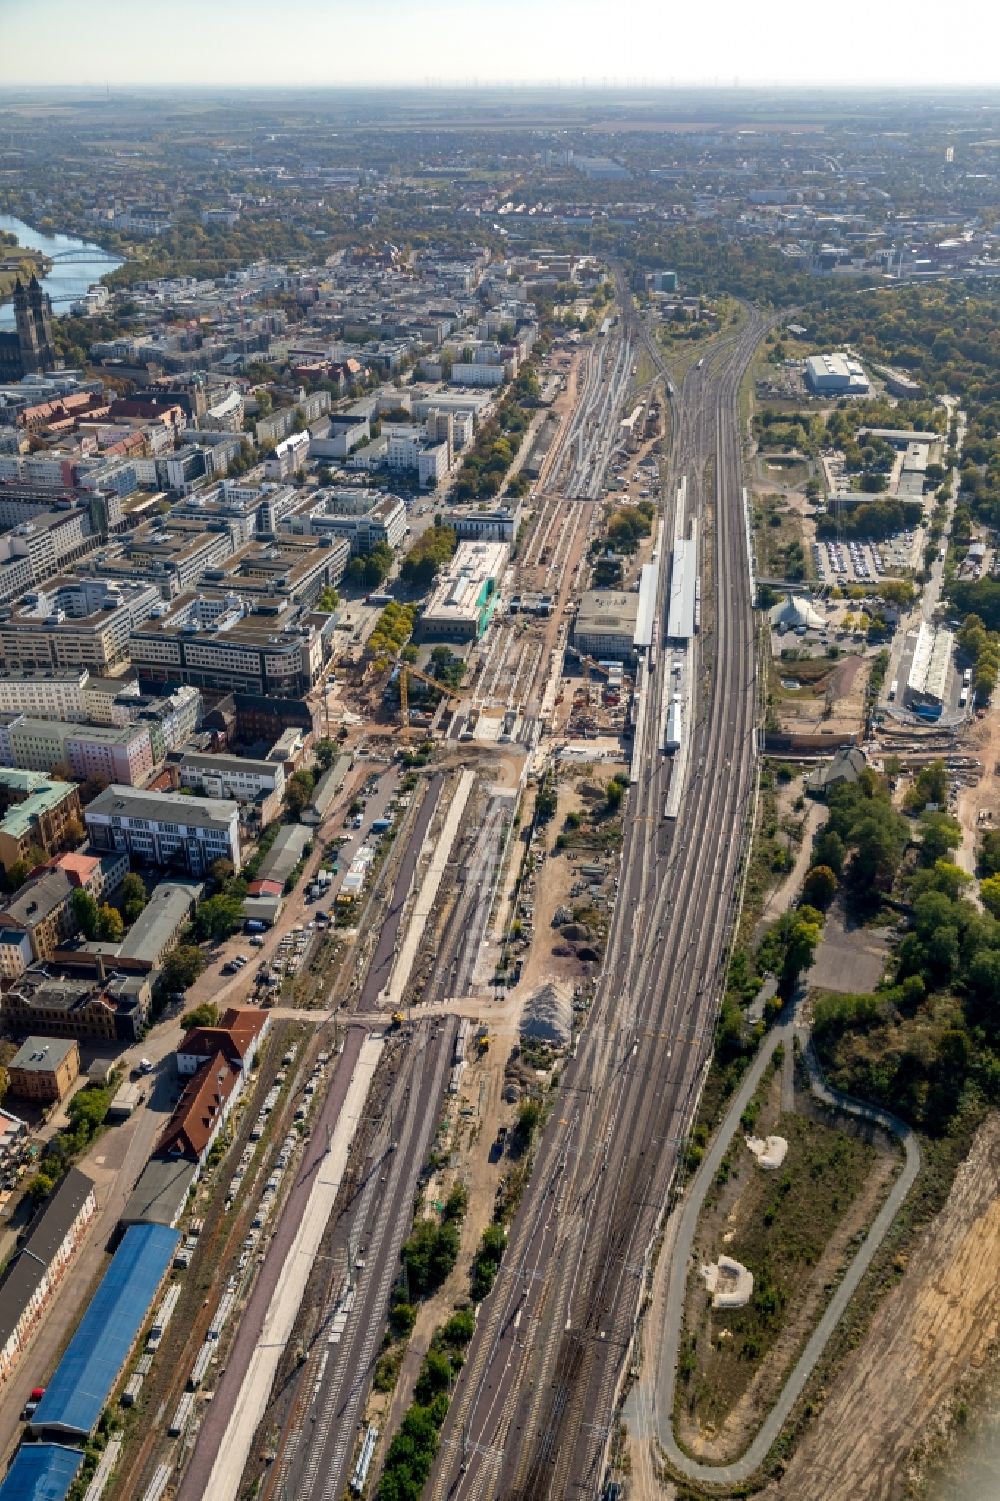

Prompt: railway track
xmin=429 ymin=308 xmax=771 ymax=1501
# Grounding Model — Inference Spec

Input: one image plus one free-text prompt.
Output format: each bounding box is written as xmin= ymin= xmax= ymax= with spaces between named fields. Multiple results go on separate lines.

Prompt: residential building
xmin=419 ymin=541 xmax=508 ymax=642
xmin=0 ymin=672 xmax=89 ymax=721
xmin=0 ymin=870 xmax=78 ymax=967
xmin=173 ymin=751 xmax=285 ymax=803
xmin=0 ymin=849 xmax=126 ymax=977
xmin=386 ymin=431 xmax=450 ymax=486
xmin=0 ymin=716 xmax=155 ymax=786
xmin=7 ymin=1037 xmax=80 ymax=1103
xmin=85 ymin=784 xmax=241 ymax=876
xmin=2 ymin=969 xmax=151 ymax=1044
xmin=0 ymin=771 xmax=82 ymax=875
xmin=449 ymin=362 xmax=505 ymax=387
xmin=45 ymin=849 xmax=128 ymax=904
xmin=0 ymin=1106 xmax=26 ymax=1171
xmin=0 ymin=1168 xmax=96 ymax=1385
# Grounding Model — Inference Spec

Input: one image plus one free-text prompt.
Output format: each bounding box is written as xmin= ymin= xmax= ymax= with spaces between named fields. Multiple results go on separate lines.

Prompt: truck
xmin=108 ymin=1079 xmax=146 ymax=1123
xmin=246 ymin=919 xmax=267 ymax=934
xmin=371 ymin=817 xmax=392 ymax=835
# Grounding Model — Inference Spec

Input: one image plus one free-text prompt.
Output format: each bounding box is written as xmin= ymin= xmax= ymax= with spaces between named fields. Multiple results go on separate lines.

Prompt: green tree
xmin=120 ymin=872 xmax=147 ymax=925
xmin=26 ymin=1171 xmax=55 ymax=1204
xmin=919 ymin=811 xmax=962 ymax=866
xmin=781 ymin=906 xmax=823 ymax=993
xmin=285 ymin=768 xmax=316 ymax=818
xmin=801 ymin=864 xmax=837 ymax=909
xmin=978 ymin=829 xmax=1000 ymax=877
xmin=193 ymin=893 xmax=243 ymax=942
xmin=71 ymin=887 xmax=99 ymax=939
xmin=904 ymin=759 xmax=949 ymax=813
xmin=314 ymin=738 xmax=336 ymax=771
xmin=181 ymin=1000 xmax=221 ymax=1030
xmin=470 ymin=1223 xmax=507 ymax=1301
xmin=162 ymin=945 xmax=207 ymax=993
xmin=981 ymin=875 xmax=1000 ymax=920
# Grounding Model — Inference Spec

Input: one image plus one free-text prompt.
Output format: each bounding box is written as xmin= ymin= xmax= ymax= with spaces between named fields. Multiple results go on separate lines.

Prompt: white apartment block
xmin=176 ymin=752 xmax=285 ymax=803
xmin=85 ymin=785 xmax=242 ymax=876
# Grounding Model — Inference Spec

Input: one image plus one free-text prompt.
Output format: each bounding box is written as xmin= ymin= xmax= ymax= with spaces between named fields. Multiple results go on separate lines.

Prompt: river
xmin=0 ymin=214 xmax=124 ymax=329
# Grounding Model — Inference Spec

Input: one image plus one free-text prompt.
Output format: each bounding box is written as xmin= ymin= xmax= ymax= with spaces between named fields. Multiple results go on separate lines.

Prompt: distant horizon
xmin=2 ymin=81 xmax=1000 ymax=94
xmin=3 ymin=0 xmax=997 ymax=91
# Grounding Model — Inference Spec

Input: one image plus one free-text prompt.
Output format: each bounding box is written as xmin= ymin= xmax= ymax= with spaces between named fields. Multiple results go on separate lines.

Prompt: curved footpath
xmin=641 ymin=997 xmax=921 ymax=1489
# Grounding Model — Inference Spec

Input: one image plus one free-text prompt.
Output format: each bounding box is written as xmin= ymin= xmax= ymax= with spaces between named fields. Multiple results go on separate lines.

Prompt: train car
xmin=665 ymin=694 xmax=683 ymax=754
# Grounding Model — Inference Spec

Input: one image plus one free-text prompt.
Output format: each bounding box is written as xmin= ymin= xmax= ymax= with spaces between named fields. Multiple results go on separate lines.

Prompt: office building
xmin=419 ymin=541 xmax=508 ymax=642
xmin=173 ymin=751 xmax=285 ymax=803
xmin=0 ymin=576 xmax=159 ymax=676
xmin=574 ymin=590 xmax=640 ymax=662
xmin=129 ymin=593 xmax=324 ymax=698
xmin=442 ymin=503 xmax=522 ymax=544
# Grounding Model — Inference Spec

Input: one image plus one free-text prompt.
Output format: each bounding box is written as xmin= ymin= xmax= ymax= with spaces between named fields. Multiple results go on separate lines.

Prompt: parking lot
xmin=813 ymin=531 xmax=920 ymax=583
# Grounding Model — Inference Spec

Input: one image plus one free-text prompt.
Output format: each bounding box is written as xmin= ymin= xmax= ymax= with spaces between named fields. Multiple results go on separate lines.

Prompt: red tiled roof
xmin=155 ymin=1051 xmax=239 ymax=1161
xmin=177 ymin=1007 xmax=269 ymax=1071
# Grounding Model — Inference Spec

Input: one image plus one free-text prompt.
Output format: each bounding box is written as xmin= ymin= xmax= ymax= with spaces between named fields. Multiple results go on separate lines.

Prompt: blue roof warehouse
xmin=0 ymin=1442 xmax=83 ymax=1501
xmin=28 ymin=1223 xmax=178 ymax=1442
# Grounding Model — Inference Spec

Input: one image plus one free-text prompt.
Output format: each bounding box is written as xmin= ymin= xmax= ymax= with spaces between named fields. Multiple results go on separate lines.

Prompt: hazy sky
xmin=1 ymin=0 xmax=997 ymax=88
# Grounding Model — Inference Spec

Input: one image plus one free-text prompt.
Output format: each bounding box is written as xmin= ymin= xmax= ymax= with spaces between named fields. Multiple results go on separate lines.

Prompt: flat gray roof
xmin=87 ymin=785 xmax=238 ymax=828
xmin=575 ymin=590 xmax=639 ymax=638
xmin=119 ymin=1156 xmax=197 ymax=1229
xmin=10 ymin=1036 xmax=77 ymax=1073
xmin=666 ymin=538 xmax=697 ymax=640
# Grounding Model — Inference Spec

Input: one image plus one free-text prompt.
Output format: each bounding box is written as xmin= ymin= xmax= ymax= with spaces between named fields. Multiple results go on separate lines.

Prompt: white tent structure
xmin=771 ymin=592 xmax=825 ymax=631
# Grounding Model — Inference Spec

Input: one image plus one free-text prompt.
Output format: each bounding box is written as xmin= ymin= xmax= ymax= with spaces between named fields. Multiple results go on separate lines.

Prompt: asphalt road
xmin=428 ymin=304 xmax=773 ymax=1501
xmin=0 ymin=1035 xmax=181 ymax=1464
xmin=359 ymin=771 xmax=444 ymax=1008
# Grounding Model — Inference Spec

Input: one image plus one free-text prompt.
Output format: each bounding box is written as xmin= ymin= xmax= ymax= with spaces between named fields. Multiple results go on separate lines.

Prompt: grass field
xmin=677 ymin=1074 xmax=885 ymax=1443
xmin=754 ymin=491 xmax=811 ymax=582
